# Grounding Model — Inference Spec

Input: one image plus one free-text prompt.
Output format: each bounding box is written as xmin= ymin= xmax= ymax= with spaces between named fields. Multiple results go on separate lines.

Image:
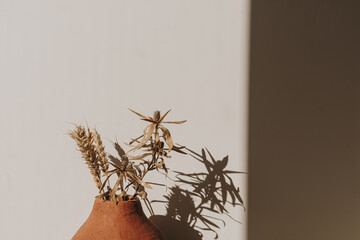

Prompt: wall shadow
xmin=149 ymin=147 xmax=246 ymax=240
xmin=249 ymin=1 xmax=360 ymax=240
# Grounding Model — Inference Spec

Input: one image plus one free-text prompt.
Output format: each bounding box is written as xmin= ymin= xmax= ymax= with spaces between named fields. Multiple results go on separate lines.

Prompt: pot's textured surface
xmin=72 ymin=199 xmax=163 ymax=240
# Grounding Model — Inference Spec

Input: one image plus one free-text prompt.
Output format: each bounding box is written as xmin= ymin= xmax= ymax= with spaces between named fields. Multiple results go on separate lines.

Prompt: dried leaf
xmin=155 ymin=132 xmax=160 ymax=142
xmin=129 ymin=135 xmax=143 ymax=145
xmin=110 ymin=173 xmax=123 ymax=200
xmin=161 ymin=120 xmax=187 ymax=124
xmin=126 ymin=153 xmax=152 ymax=160
xmin=160 ymin=126 xmax=173 ymax=151
xmin=134 ymin=165 xmax=143 ymax=177
xmin=158 ymin=109 xmax=171 ymax=122
xmin=119 ymin=190 xmax=126 ymax=198
xmin=114 ymin=142 xmax=127 ymax=161
xmin=128 ymin=108 xmax=150 ymax=120
xmin=108 ymin=155 xmax=122 ymax=168
xmin=138 ymin=191 xmax=148 ymax=200
xmin=140 ymin=118 xmax=155 ymax=123
xmin=132 ymin=123 xmax=156 ymax=151
xmin=127 ymin=172 xmax=152 ymax=189
xmin=167 ymin=133 xmax=173 ymax=151
xmin=100 ymin=171 xmax=116 ymax=192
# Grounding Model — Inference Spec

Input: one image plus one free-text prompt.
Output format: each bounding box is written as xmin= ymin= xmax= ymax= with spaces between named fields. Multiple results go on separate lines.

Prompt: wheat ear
xmin=92 ymin=129 xmax=109 ymax=173
xmin=68 ymin=125 xmax=102 ymax=190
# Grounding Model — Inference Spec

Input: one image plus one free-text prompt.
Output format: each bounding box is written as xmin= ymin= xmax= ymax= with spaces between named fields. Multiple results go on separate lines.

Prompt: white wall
xmin=0 ymin=1 xmax=249 ymax=239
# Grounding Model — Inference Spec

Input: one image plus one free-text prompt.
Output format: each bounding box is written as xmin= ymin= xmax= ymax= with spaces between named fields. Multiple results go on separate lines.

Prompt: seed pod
xmin=153 ymin=110 xmax=161 ymax=121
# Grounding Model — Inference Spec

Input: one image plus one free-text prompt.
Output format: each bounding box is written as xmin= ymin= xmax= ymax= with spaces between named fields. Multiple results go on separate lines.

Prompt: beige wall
xmin=249 ymin=1 xmax=360 ymax=240
xmin=0 ymin=1 xmax=249 ymax=239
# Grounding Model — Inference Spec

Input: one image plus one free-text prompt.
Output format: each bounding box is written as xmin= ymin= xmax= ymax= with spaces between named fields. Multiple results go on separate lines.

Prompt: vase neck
xmin=91 ymin=198 xmax=143 ymax=217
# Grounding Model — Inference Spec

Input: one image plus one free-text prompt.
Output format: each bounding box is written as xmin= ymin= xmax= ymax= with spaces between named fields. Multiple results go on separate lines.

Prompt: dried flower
xmin=68 ymin=109 xmax=186 ymax=202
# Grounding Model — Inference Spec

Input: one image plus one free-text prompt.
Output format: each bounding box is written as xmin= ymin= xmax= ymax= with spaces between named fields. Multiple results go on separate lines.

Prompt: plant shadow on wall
xmin=149 ymin=147 xmax=246 ymax=240
xmin=68 ymin=108 xmax=246 ymax=240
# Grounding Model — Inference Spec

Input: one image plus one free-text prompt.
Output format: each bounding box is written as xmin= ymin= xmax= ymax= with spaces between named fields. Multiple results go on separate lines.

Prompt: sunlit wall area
xmin=0 ymin=1 xmax=250 ymax=239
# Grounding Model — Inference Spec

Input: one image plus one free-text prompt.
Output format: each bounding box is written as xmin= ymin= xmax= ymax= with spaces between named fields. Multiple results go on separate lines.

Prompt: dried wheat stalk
xmin=92 ymin=129 xmax=109 ymax=173
xmin=68 ymin=125 xmax=102 ymax=190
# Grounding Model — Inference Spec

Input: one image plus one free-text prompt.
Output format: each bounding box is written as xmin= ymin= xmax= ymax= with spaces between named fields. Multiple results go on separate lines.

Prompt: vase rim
xmin=94 ymin=197 xmax=140 ymax=204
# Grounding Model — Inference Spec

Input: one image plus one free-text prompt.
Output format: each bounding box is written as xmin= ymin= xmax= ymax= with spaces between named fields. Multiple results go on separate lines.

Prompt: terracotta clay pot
xmin=72 ymin=198 xmax=163 ymax=240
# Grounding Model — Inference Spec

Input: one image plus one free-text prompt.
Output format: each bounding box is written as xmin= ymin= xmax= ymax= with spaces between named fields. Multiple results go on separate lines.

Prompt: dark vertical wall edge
xmin=248 ymin=1 xmax=360 ymax=240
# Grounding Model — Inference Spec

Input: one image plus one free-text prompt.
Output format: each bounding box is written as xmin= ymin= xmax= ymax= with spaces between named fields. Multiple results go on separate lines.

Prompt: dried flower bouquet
xmin=68 ymin=109 xmax=186 ymax=203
